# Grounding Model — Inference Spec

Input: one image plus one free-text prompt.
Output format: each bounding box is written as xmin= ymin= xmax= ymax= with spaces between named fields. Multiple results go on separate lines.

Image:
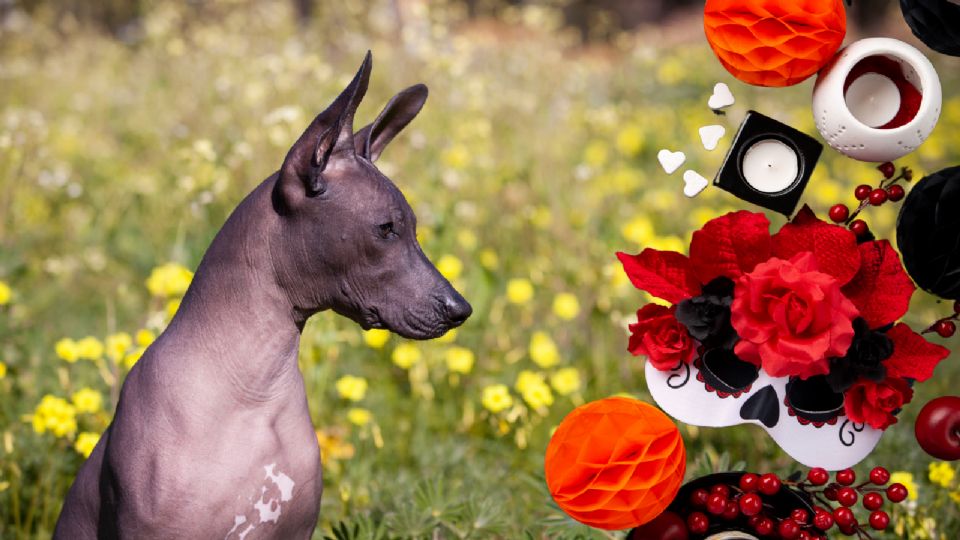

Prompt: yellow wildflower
xmin=71 ymin=388 xmax=103 ymax=414
xmin=362 ymin=329 xmax=391 ymax=349
xmin=31 ymin=395 xmax=77 ymax=438
xmin=929 ymin=462 xmax=956 ymax=488
xmin=0 ymin=280 xmax=11 ymax=305
xmin=76 ymin=336 xmax=104 ymax=361
xmin=520 ymin=378 xmax=554 ymax=411
xmin=445 ymin=346 xmax=474 ymax=374
xmin=621 ymin=215 xmax=654 ymax=245
xmin=506 ymin=278 xmax=534 ymax=305
xmin=441 ymin=144 xmax=470 ymax=169
xmin=435 ymin=328 xmax=458 ymax=344
xmin=124 ymin=347 xmax=146 ymax=369
xmin=583 ymin=140 xmax=609 ymax=167
xmin=135 ymin=329 xmax=156 ymax=347
xmin=0 ymin=361 xmax=6 ymax=379
xmin=165 ymin=299 xmax=181 ymax=319
xmin=481 ymin=384 xmax=514 ymax=414
xmin=392 ymin=343 xmax=421 ymax=369
xmin=615 ymin=125 xmax=645 ymax=157
xmin=436 ymin=254 xmax=463 ymax=281
xmin=890 ymin=471 xmax=919 ymax=501
xmin=105 ymin=332 xmax=132 ymax=361
xmin=55 ymin=338 xmax=80 ymax=363
xmin=550 ymin=368 xmax=582 ymax=396
xmin=145 ymin=262 xmax=194 ymax=297
xmin=529 ymin=331 xmax=559 ymax=368
xmin=479 ymin=249 xmax=499 ymax=270
xmin=457 ymin=230 xmax=478 ymax=251
xmin=515 ymin=370 xmax=545 ymax=394
xmin=335 ymin=375 xmax=368 ymax=402
xmin=552 ymin=293 xmax=580 ymax=320
xmin=347 ymin=408 xmax=372 ymax=427
xmin=74 ymin=432 xmax=100 ymax=458
xmin=316 ymin=430 xmax=355 ymax=462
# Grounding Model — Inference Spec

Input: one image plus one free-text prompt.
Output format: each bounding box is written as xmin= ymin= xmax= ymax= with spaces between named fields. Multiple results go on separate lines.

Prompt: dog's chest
xmin=223 ymin=462 xmax=302 ymax=539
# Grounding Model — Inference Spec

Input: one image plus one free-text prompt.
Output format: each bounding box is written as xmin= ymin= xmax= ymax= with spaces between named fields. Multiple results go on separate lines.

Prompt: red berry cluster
xmin=828 ymin=162 xmax=913 ymax=238
xmin=921 ymin=301 xmax=960 ymax=339
xmin=685 ymin=473 xmax=822 ymax=539
xmin=799 ymin=466 xmax=906 ymax=539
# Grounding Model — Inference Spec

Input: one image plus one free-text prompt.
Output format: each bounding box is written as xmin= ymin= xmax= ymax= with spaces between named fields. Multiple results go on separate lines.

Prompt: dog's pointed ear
xmin=276 ymin=52 xmax=372 ymax=207
xmin=354 ymin=84 xmax=428 ymax=162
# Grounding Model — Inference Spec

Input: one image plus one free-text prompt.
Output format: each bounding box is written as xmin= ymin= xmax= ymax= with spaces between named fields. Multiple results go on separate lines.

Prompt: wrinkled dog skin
xmin=54 ymin=52 xmax=471 ymax=539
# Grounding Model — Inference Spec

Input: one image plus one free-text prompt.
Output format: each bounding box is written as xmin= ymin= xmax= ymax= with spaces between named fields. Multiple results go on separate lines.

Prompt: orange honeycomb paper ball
xmin=704 ymin=0 xmax=847 ymax=87
xmin=544 ymin=397 xmax=686 ymax=530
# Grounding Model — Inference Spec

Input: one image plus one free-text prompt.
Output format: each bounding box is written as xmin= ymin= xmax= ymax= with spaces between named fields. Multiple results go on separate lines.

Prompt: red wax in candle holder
xmin=544 ymin=397 xmax=686 ymax=530
xmin=704 ymin=0 xmax=847 ymax=87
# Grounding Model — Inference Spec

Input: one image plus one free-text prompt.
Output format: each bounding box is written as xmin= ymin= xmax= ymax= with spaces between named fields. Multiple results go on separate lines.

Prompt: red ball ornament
xmin=886 ymin=483 xmax=909 ymax=502
xmin=855 ymin=184 xmax=873 ymax=200
xmin=545 ymin=398 xmax=686 ymax=530
xmin=704 ymin=0 xmax=847 ymax=87
xmin=869 ymin=510 xmax=890 ymax=530
xmin=869 ymin=188 xmax=888 ymax=206
xmin=935 ymin=320 xmax=957 ymax=338
xmin=808 ymin=467 xmax=830 ymax=485
xmin=887 ymin=184 xmax=906 ymax=202
xmin=758 ymin=473 xmax=781 ymax=495
xmin=829 ymin=204 xmax=850 ymax=223
xmin=869 ymin=466 xmax=891 ymax=485
xmin=915 ymin=396 xmax=960 ymax=461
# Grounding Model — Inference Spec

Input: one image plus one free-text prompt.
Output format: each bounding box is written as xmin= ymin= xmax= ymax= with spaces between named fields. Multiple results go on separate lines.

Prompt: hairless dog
xmin=54 ymin=52 xmax=472 ymax=539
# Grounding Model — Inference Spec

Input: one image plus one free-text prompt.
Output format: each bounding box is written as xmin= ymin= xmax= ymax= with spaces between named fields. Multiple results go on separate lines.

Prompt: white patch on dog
xmin=657 ymin=149 xmax=686 ymax=174
xmin=264 ymin=463 xmax=295 ymax=502
xmin=708 ymin=82 xmax=735 ymax=110
xmin=228 ymin=464 xmax=297 ymax=537
xmin=225 ymin=515 xmax=246 ymax=539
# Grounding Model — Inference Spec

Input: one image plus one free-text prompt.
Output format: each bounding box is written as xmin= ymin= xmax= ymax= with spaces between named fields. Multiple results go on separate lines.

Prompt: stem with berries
xmin=921 ymin=300 xmax=960 ymax=338
xmin=828 ymin=162 xmax=913 ymax=239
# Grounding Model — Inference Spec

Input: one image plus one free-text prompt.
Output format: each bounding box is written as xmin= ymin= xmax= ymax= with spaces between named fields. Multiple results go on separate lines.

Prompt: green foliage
xmin=0 ymin=1 xmax=959 ymax=538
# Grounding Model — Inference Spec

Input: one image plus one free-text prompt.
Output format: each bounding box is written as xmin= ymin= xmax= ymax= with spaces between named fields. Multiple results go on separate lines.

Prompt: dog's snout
xmin=441 ymin=292 xmax=472 ymax=325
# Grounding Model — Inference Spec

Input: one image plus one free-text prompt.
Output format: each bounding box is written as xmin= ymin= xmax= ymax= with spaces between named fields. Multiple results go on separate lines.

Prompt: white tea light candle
xmin=741 ymin=139 xmax=800 ymax=193
xmin=845 ymin=72 xmax=902 ymax=128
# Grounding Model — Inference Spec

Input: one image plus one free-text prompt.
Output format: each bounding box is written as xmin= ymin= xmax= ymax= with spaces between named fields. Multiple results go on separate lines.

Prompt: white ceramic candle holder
xmin=812 ymin=37 xmax=942 ymax=163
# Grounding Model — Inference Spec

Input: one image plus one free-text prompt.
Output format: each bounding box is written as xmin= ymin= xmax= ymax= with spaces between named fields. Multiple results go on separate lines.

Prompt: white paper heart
xmin=657 ymin=149 xmax=686 ymax=175
xmin=698 ymin=125 xmax=726 ymax=151
xmin=682 ymin=170 xmax=709 ymax=197
xmin=708 ymin=82 xmax=735 ymax=110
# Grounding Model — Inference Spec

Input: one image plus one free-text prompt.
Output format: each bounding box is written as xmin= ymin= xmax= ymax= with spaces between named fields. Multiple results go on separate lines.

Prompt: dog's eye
xmin=377 ymin=221 xmax=397 ymax=239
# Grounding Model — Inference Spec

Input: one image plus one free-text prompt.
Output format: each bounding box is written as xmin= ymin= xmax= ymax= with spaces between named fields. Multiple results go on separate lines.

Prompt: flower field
xmin=0 ymin=1 xmax=959 ymax=538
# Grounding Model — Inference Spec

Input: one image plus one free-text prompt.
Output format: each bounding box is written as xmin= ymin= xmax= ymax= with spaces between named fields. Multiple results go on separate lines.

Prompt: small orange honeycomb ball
xmin=704 ymin=0 xmax=847 ymax=87
xmin=544 ymin=397 xmax=686 ymax=530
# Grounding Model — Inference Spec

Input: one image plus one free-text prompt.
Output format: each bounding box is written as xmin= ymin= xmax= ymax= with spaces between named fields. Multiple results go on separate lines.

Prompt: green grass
xmin=0 ymin=1 xmax=959 ymax=538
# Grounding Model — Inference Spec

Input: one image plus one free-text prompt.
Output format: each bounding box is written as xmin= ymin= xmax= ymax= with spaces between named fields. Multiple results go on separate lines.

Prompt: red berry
xmin=739 ymin=473 xmax=760 ymax=492
xmin=722 ymin=501 xmax=740 ymax=521
xmin=878 ymin=162 xmax=896 ymax=179
xmin=710 ymin=483 xmax=731 ymax=499
xmin=824 ymin=486 xmax=839 ymax=500
xmin=836 ymin=468 xmax=856 ymax=486
xmin=838 ymin=487 xmax=859 ymax=507
xmin=807 ymin=467 xmax=829 ymax=486
xmin=687 ymin=511 xmax=709 ymax=534
xmin=790 ymin=509 xmax=809 ymax=524
xmin=706 ymin=493 xmax=727 ymax=515
xmin=863 ymin=491 xmax=884 ymax=511
xmin=869 ymin=510 xmax=890 ymax=530
xmin=739 ymin=493 xmax=763 ymax=516
xmin=828 ymin=204 xmax=849 ymax=223
xmin=690 ymin=488 xmax=709 ymax=508
xmin=849 ymin=219 xmax=869 ymax=237
xmin=758 ymin=473 xmax=781 ymax=495
xmin=813 ymin=509 xmax=834 ymax=530
xmin=887 ymin=184 xmax=905 ymax=202
xmin=833 ymin=507 xmax=856 ymax=527
xmin=953 ymin=300 xmax=960 ymax=314
xmin=753 ymin=517 xmax=775 ymax=536
xmin=839 ymin=523 xmax=858 ymax=536
xmin=778 ymin=518 xmax=801 ymax=539
xmin=869 ymin=466 xmax=890 ymax=485
xmin=869 ymin=188 xmax=888 ymax=205
xmin=935 ymin=320 xmax=956 ymax=338
xmin=887 ymin=483 xmax=908 ymax=502
xmin=855 ymin=184 xmax=872 ymax=200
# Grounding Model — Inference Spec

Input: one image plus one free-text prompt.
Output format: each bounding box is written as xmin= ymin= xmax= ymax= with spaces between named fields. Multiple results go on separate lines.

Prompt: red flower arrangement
xmin=618 ymin=208 xmax=950 ymax=430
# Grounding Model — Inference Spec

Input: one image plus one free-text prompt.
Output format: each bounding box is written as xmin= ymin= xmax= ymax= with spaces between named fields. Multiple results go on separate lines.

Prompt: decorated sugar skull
xmin=618 ymin=209 xmax=950 ymax=470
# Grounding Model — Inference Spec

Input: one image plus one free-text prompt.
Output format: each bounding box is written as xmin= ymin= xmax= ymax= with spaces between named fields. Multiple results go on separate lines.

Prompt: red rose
xmin=844 ymin=377 xmax=914 ymax=430
xmin=731 ymin=252 xmax=859 ymax=379
xmin=628 ymin=304 xmax=698 ymax=371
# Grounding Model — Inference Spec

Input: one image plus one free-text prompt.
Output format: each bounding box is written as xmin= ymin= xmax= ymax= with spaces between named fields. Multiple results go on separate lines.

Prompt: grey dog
xmin=54 ymin=51 xmax=472 ymax=539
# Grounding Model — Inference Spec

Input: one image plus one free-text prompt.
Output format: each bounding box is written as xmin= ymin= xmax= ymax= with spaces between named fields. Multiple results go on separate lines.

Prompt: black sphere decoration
xmin=896 ymin=166 xmax=960 ymax=300
xmin=900 ymin=0 xmax=960 ymax=57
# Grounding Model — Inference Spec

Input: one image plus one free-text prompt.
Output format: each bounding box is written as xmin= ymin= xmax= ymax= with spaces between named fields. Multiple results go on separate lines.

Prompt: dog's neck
xmin=158 ymin=175 xmax=308 ymax=406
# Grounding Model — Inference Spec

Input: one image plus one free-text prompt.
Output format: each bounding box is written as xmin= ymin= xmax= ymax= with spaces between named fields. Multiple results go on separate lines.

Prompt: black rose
xmin=675 ymin=276 xmax=738 ymax=350
xmin=825 ymin=318 xmax=893 ymax=393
